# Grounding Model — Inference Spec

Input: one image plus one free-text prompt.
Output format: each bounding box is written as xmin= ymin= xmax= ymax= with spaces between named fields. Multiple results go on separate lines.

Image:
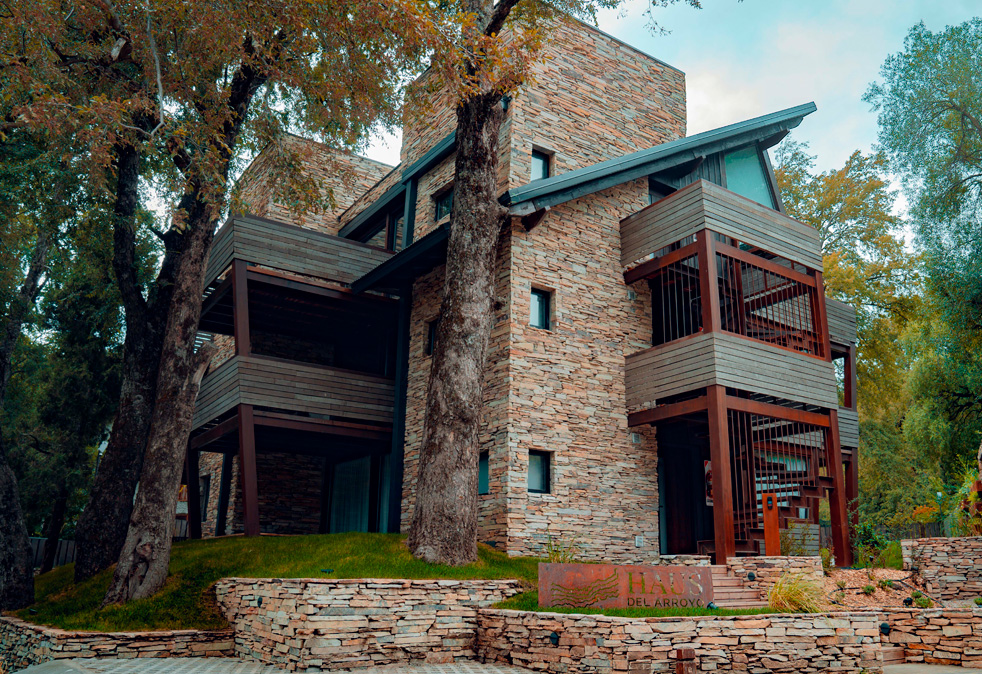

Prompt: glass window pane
xmin=531 ymin=151 xmax=550 ymax=181
xmin=436 ymin=190 xmax=453 ymax=220
xmin=724 ymin=146 xmax=776 ymax=208
xmin=528 ymin=451 xmax=549 ymax=493
xmin=530 ymin=289 xmax=550 ymax=330
xmin=478 ymin=452 xmax=489 ymax=495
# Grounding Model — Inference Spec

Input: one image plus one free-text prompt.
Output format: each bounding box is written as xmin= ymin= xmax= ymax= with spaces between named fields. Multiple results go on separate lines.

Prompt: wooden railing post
xmin=707 ymin=385 xmax=736 ymax=563
xmin=237 ymin=404 xmax=260 ymax=537
xmin=697 ymin=230 xmax=721 ymax=334
xmin=845 ymin=344 xmax=857 ymax=410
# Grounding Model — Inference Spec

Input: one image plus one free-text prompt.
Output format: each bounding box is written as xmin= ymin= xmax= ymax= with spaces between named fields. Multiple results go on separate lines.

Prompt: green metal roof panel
xmin=501 ymin=102 xmax=816 ymax=215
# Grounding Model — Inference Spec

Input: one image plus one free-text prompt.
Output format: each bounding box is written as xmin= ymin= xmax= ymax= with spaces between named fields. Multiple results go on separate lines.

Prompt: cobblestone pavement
xmin=19 ymin=659 xmax=533 ymax=674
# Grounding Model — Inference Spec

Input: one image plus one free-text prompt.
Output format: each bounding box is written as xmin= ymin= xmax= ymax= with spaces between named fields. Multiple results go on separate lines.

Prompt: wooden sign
xmin=538 ymin=563 xmax=714 ymax=609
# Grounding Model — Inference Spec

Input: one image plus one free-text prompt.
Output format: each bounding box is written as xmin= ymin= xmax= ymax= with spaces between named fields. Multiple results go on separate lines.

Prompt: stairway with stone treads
xmin=709 ymin=565 xmax=767 ymax=609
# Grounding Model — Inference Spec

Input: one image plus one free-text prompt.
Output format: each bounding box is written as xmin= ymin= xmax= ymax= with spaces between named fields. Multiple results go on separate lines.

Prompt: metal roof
xmin=501 ymin=102 xmax=817 ymax=216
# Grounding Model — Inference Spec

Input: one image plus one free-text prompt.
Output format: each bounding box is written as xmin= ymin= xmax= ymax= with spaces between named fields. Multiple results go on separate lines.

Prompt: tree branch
xmin=484 ymin=0 xmax=522 ymax=37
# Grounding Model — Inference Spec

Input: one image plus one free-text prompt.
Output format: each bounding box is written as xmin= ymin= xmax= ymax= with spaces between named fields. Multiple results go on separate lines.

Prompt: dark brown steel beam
xmin=627 ymin=395 xmax=708 ymax=427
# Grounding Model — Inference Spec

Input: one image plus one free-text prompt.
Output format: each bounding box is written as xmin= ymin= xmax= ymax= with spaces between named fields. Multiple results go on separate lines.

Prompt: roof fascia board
xmin=401 ymin=132 xmax=456 ymax=182
xmin=338 ymin=182 xmax=406 ymax=240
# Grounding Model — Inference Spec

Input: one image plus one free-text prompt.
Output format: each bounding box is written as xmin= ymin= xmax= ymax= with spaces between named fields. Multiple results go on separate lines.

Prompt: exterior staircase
xmin=710 ymin=565 xmax=767 ymax=609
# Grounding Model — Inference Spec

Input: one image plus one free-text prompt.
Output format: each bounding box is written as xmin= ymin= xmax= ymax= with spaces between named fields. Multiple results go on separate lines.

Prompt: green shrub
xmin=545 ymin=536 xmax=580 ymax=563
xmin=768 ymin=572 xmax=823 ymax=613
xmin=914 ymin=595 xmax=933 ymax=608
xmin=819 ymin=547 xmax=833 ymax=576
xmin=877 ymin=541 xmax=903 ymax=570
xmin=974 ymin=597 xmax=982 ymax=607
xmin=912 ymin=590 xmax=923 ymax=599
xmin=862 ymin=585 xmax=876 ymax=596
xmin=836 ymin=579 xmax=847 ymax=590
xmin=878 ymin=579 xmax=894 ymax=590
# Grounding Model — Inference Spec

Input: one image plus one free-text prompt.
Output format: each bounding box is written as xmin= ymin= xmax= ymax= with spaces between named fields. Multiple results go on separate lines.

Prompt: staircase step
xmin=882 ymin=647 xmax=905 ymax=665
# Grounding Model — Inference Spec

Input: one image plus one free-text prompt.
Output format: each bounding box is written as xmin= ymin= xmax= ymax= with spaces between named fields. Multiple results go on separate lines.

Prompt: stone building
xmin=184 ymin=17 xmax=859 ymax=564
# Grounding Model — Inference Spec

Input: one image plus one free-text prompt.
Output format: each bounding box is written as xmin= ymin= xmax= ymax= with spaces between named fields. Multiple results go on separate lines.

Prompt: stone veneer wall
xmin=477 ymin=610 xmax=884 ymax=673
xmin=882 ymin=608 xmax=982 ymax=667
xmin=725 ymin=556 xmax=824 ymax=602
xmin=0 ymin=617 xmax=233 ymax=674
xmin=902 ymin=536 xmax=982 ymax=600
xmin=213 ymin=578 xmax=522 ymax=671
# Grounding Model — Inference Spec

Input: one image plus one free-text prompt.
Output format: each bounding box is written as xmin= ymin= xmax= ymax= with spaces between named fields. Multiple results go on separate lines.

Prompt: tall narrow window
xmin=528 ymin=451 xmax=551 ymax=494
xmin=531 ymin=150 xmax=551 ymax=181
xmin=435 ymin=189 xmax=454 ymax=221
xmin=530 ymin=288 xmax=551 ymax=330
xmin=426 ymin=317 xmax=441 ymax=356
xmin=724 ymin=145 xmax=776 ymax=209
xmin=478 ymin=451 xmax=490 ymax=495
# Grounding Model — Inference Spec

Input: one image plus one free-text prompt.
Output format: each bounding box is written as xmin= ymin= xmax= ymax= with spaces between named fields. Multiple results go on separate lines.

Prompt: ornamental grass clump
xmin=768 ymin=572 xmax=823 ymax=613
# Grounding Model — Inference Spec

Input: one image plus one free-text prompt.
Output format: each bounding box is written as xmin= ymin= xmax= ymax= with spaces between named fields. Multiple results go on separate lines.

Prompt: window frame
xmin=527 ymin=450 xmax=551 ymax=494
xmin=530 ymin=287 xmax=552 ymax=331
xmin=434 ymin=187 xmax=454 ymax=222
xmin=531 ymin=148 xmax=552 ymax=181
xmin=478 ymin=451 xmax=490 ymax=495
xmin=426 ymin=316 xmax=441 ymax=356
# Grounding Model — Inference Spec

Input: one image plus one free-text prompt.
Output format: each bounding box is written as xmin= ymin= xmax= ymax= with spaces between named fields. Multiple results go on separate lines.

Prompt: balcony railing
xmin=193 ymin=354 xmax=394 ymax=430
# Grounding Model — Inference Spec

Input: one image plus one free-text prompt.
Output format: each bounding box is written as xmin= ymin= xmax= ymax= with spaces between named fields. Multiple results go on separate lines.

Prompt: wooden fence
xmin=29 ymin=520 xmax=191 ymax=570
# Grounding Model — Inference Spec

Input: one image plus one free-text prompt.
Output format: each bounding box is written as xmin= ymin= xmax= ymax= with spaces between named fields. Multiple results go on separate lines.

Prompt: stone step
xmin=882 ymin=647 xmax=905 ymax=665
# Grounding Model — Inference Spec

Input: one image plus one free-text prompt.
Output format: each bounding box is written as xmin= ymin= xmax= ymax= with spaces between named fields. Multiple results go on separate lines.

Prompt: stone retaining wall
xmin=0 ymin=616 xmax=233 ymax=674
xmin=882 ymin=608 xmax=982 ymax=668
xmin=477 ymin=609 xmax=884 ymax=673
xmin=902 ymin=536 xmax=982 ymax=600
xmin=725 ymin=556 xmax=824 ymax=601
xmin=213 ymin=577 xmax=523 ymax=671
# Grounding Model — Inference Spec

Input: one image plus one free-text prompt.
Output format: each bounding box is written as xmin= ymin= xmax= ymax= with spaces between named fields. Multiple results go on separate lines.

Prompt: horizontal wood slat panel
xmin=838 ymin=407 xmax=859 ymax=448
xmin=621 ymin=180 xmax=823 ymax=272
xmin=826 ymin=298 xmax=858 ymax=346
xmin=193 ymin=355 xmax=395 ymax=429
xmin=204 ymin=215 xmax=392 ymax=287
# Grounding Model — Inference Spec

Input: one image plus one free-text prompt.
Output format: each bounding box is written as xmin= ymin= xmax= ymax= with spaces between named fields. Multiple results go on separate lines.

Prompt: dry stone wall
xmin=213 ymin=577 xmax=522 ymax=671
xmin=725 ymin=556 xmax=824 ymax=602
xmin=0 ymin=616 xmax=233 ymax=674
xmin=477 ymin=609 xmax=884 ymax=673
xmin=902 ymin=536 xmax=982 ymax=600
xmin=882 ymin=608 xmax=982 ymax=667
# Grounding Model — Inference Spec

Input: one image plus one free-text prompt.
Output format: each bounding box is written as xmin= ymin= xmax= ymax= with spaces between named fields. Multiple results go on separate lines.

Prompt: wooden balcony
xmin=621 ymin=179 xmax=823 ymax=272
xmin=826 ymin=297 xmax=858 ymax=347
xmin=625 ymin=332 xmax=838 ymax=413
xmin=193 ymin=354 xmax=394 ymax=431
xmin=205 ymin=214 xmax=392 ymax=288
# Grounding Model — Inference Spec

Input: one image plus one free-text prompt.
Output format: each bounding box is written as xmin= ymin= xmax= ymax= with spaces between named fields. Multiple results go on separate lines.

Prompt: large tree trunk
xmin=407 ymin=93 xmax=507 ymax=566
xmin=0 ymin=231 xmax=51 ymax=609
xmin=74 ymin=143 xmax=178 ymax=582
xmin=40 ymin=484 xmax=70 ymax=574
xmin=102 ymin=198 xmax=217 ymax=604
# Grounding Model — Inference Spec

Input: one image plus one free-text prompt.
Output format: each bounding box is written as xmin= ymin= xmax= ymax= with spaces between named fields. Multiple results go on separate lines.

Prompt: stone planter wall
xmin=213 ymin=577 xmax=522 ymax=671
xmin=725 ymin=556 xmax=824 ymax=602
xmin=477 ymin=609 xmax=884 ymax=673
xmin=0 ymin=616 xmax=233 ymax=674
xmin=882 ymin=608 xmax=982 ymax=668
xmin=902 ymin=536 xmax=982 ymax=600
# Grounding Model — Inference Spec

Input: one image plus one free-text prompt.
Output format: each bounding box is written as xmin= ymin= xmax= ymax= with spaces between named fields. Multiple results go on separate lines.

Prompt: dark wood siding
xmin=206 ymin=215 xmax=392 ymax=288
xmin=193 ymin=355 xmax=394 ymax=429
xmin=838 ymin=407 xmax=859 ymax=449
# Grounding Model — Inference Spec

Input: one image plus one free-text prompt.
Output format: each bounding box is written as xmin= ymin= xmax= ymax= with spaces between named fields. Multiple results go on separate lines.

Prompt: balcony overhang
xmin=350 ymin=224 xmax=449 ymax=295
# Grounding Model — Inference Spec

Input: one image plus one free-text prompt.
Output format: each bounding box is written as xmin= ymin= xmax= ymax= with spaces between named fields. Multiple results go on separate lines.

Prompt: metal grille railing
xmin=727 ymin=409 xmax=829 ymax=543
xmin=716 ymin=249 xmax=825 ymax=358
xmin=649 ymin=252 xmax=702 ymax=346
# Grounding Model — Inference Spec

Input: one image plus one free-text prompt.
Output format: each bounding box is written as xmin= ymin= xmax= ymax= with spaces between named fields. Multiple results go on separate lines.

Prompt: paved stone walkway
xmin=18 ymin=660 xmax=533 ymax=674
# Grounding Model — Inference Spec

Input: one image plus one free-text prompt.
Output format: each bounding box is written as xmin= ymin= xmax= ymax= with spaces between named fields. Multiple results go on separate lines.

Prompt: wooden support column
xmin=237 ymin=404 xmax=260 ymax=537
xmin=185 ymin=446 xmax=202 ymax=540
xmin=845 ymin=456 xmax=860 ymax=532
xmin=845 ymin=345 xmax=857 ymax=410
xmin=827 ymin=408 xmax=852 ymax=567
xmin=707 ymin=385 xmax=736 ymax=563
xmin=697 ymin=230 xmax=721 ymax=334
xmin=386 ymin=286 xmax=412 ymax=533
xmin=215 ymin=451 xmax=233 ymax=537
xmin=319 ymin=461 xmax=334 ymax=534
xmin=232 ymin=259 xmax=251 ymax=356
xmin=401 ymin=179 xmax=417 ymax=249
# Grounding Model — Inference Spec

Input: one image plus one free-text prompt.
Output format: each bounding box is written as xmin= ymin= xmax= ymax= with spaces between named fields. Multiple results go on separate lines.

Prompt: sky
xmin=363 ymin=0 xmax=979 ymax=175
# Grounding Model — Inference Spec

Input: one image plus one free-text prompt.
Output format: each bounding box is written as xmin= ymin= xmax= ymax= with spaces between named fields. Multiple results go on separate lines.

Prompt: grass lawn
xmin=14 ymin=533 xmax=539 ymax=633
xmin=495 ymin=591 xmax=776 ymax=618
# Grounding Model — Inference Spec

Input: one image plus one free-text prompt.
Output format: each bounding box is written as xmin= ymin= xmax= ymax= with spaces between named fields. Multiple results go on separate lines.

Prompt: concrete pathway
xmin=17 ymin=660 xmax=533 ymax=674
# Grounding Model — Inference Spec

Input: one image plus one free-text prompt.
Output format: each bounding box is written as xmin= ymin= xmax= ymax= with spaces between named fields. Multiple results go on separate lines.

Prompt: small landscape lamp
xmin=549 ymin=631 xmax=560 ymax=646
xmin=903 ymin=597 xmax=913 ymax=607
xmin=747 ymin=572 xmax=756 ymax=582
xmin=707 ymin=602 xmax=718 ymax=610
xmin=879 ymin=622 xmax=891 ymax=636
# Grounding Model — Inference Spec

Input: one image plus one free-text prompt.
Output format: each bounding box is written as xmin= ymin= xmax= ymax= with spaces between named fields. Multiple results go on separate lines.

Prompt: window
xmin=199 ymin=476 xmax=210 ymax=522
xmin=435 ymin=189 xmax=454 ymax=221
xmin=478 ymin=451 xmax=489 ymax=495
xmin=426 ymin=317 xmax=441 ymax=356
xmin=531 ymin=149 xmax=551 ymax=181
xmin=528 ymin=451 xmax=551 ymax=494
xmin=724 ymin=146 xmax=776 ymax=209
xmin=530 ymin=288 xmax=551 ymax=330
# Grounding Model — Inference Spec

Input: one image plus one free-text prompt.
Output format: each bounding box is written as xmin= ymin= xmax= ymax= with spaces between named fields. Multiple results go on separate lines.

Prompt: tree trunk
xmin=101 ymin=192 xmax=218 ymax=604
xmin=40 ymin=484 xmax=70 ymax=574
xmin=74 ymin=143 xmax=177 ymax=582
xmin=0 ymin=231 xmax=50 ymax=609
xmin=407 ymin=93 xmax=507 ymax=566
